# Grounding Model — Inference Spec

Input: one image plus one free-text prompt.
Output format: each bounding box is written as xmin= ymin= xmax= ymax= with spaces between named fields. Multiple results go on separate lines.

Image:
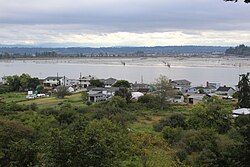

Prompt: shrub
xmin=162 ymin=126 xmax=183 ymax=144
xmin=55 ymin=86 xmax=70 ymax=99
xmin=154 ymin=113 xmax=186 ymax=132
xmin=29 ymin=103 xmax=38 ymax=111
xmin=138 ymin=94 xmax=161 ymax=109
xmin=0 ymin=84 xmax=10 ymax=94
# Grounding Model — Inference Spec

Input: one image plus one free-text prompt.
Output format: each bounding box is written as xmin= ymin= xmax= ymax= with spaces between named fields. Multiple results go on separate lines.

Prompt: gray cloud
xmin=0 ymin=0 xmax=249 ymax=46
xmin=0 ymin=0 xmax=249 ymax=31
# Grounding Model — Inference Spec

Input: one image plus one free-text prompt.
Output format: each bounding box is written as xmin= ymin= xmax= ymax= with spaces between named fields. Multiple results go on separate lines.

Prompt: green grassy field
xmin=0 ymin=92 xmax=26 ymax=103
xmin=18 ymin=93 xmax=85 ymax=107
xmin=0 ymin=92 xmax=85 ymax=108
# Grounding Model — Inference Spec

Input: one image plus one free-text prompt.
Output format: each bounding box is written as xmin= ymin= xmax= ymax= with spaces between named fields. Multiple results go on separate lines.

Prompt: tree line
xmin=1 ymin=74 xmax=43 ymax=93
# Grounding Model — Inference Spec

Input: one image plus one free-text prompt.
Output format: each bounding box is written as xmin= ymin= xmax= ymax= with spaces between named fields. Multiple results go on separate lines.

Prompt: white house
xmin=43 ymin=76 xmax=63 ymax=87
xmin=61 ymin=78 xmax=78 ymax=87
xmin=88 ymin=87 xmax=119 ymax=102
xmin=171 ymin=79 xmax=191 ymax=93
xmin=187 ymin=86 xmax=217 ymax=94
xmin=78 ymin=75 xmax=97 ymax=88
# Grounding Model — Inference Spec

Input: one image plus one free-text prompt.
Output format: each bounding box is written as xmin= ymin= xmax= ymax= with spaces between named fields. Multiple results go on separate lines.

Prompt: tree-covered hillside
xmin=225 ymin=44 xmax=250 ymax=56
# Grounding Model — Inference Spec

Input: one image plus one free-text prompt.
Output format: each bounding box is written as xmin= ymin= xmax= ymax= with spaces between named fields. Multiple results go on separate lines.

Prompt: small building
xmin=187 ymin=86 xmax=216 ymax=94
xmin=188 ymin=94 xmax=206 ymax=105
xmin=43 ymin=76 xmax=63 ymax=87
xmin=131 ymin=82 xmax=150 ymax=94
xmin=88 ymin=91 xmax=107 ymax=102
xmin=87 ymin=87 xmax=119 ymax=102
xmin=216 ymin=86 xmax=236 ymax=97
xmin=171 ymin=79 xmax=191 ymax=93
xmin=101 ymin=78 xmax=117 ymax=87
xmin=61 ymin=78 xmax=78 ymax=87
xmin=78 ymin=75 xmax=97 ymax=88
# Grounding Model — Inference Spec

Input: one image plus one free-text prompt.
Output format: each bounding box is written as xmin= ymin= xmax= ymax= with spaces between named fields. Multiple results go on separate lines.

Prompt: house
xmin=101 ymin=78 xmax=117 ymax=87
xmin=171 ymin=79 xmax=191 ymax=93
xmin=232 ymin=108 xmax=250 ymax=117
xmin=188 ymin=94 xmax=206 ymax=105
xmin=43 ymin=76 xmax=63 ymax=87
xmin=216 ymin=86 xmax=236 ymax=97
xmin=88 ymin=87 xmax=119 ymax=102
xmin=187 ymin=86 xmax=216 ymax=94
xmin=131 ymin=82 xmax=150 ymax=94
xmin=88 ymin=91 xmax=107 ymax=102
xmin=61 ymin=78 xmax=78 ymax=87
xmin=78 ymin=75 xmax=97 ymax=88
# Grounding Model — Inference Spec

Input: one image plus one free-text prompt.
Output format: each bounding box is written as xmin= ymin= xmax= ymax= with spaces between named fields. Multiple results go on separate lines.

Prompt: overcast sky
xmin=0 ymin=0 xmax=249 ymax=47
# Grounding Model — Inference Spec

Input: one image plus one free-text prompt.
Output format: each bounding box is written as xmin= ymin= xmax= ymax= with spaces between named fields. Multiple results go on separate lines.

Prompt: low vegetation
xmin=0 ymin=74 xmax=249 ymax=166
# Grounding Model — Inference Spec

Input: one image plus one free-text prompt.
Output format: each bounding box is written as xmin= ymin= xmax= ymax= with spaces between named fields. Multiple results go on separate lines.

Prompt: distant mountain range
xmin=0 ymin=46 xmax=228 ymax=56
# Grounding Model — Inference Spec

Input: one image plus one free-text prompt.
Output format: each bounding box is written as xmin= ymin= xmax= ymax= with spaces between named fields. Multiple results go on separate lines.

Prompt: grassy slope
xmin=0 ymin=92 xmax=85 ymax=108
xmin=19 ymin=93 xmax=85 ymax=108
xmin=128 ymin=109 xmax=181 ymax=167
xmin=0 ymin=92 xmax=26 ymax=103
xmin=1 ymin=92 xmax=180 ymax=166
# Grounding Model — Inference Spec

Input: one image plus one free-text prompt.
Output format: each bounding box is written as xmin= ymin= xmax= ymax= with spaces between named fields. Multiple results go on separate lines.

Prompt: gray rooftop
xmin=172 ymin=79 xmax=191 ymax=85
xmin=45 ymin=76 xmax=63 ymax=80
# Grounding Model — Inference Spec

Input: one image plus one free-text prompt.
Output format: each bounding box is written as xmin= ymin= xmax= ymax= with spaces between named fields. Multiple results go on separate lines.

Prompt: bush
xmin=86 ymin=101 xmax=92 ymax=106
xmin=55 ymin=86 xmax=70 ymax=99
xmin=235 ymin=115 xmax=250 ymax=128
xmin=154 ymin=113 xmax=186 ymax=132
xmin=162 ymin=126 xmax=183 ymax=144
xmin=0 ymin=119 xmax=37 ymax=166
xmin=187 ymin=98 xmax=232 ymax=133
xmin=29 ymin=103 xmax=38 ymax=111
xmin=0 ymin=84 xmax=10 ymax=94
xmin=138 ymin=94 xmax=161 ymax=109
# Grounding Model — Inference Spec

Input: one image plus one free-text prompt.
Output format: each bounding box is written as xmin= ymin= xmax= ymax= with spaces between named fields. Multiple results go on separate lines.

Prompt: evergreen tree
xmin=238 ymin=73 xmax=250 ymax=108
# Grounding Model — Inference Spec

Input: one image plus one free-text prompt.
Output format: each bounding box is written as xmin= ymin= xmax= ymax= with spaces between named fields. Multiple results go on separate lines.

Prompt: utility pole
xmin=56 ymin=73 xmax=59 ymax=86
xmin=79 ymin=72 xmax=82 ymax=89
xmin=63 ymin=76 xmax=66 ymax=86
xmin=141 ymin=75 xmax=143 ymax=84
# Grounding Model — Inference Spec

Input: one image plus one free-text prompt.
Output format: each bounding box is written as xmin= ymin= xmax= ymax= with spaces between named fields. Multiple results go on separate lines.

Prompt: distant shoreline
xmin=0 ymin=54 xmax=248 ymax=61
